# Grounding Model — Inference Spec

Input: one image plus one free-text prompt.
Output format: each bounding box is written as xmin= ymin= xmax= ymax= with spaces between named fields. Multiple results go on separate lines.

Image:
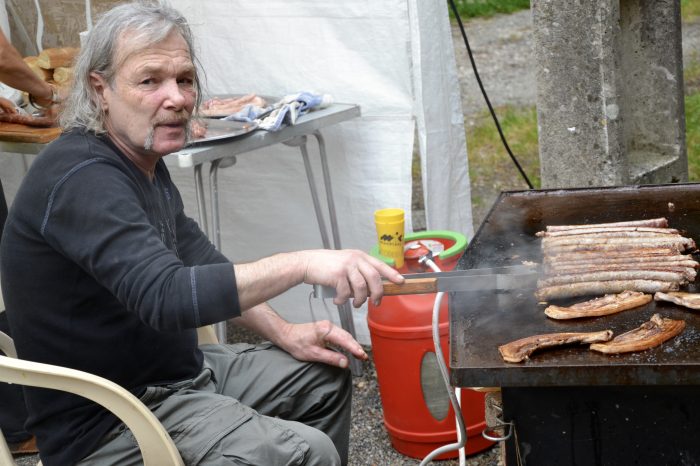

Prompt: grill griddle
xmin=450 ymin=183 xmax=700 ymax=388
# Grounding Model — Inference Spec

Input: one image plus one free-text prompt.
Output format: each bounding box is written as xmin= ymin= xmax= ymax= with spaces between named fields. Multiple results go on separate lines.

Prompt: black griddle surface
xmin=450 ymin=183 xmax=700 ymax=387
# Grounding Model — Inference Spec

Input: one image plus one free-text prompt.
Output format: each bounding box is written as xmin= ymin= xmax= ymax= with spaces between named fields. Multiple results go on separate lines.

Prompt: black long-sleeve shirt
xmin=1 ymin=129 xmax=241 ymax=465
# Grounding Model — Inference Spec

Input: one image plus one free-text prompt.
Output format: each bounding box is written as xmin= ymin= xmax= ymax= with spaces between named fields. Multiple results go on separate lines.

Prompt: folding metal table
xmin=165 ymin=103 xmax=363 ymax=373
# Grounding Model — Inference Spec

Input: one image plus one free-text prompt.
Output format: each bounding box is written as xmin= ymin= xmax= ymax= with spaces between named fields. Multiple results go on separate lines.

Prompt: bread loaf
xmin=52 ymin=66 xmax=74 ymax=85
xmin=23 ymin=56 xmax=53 ymax=81
xmin=36 ymin=47 xmax=79 ymax=69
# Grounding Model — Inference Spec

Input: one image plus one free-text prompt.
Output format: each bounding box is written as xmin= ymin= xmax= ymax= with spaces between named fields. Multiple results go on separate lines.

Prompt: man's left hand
xmin=277 ymin=319 xmax=367 ymax=369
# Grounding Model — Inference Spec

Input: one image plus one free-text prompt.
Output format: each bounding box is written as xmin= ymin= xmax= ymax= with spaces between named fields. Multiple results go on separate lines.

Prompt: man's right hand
xmin=296 ymin=249 xmax=404 ymax=308
xmin=234 ymin=249 xmax=404 ymax=312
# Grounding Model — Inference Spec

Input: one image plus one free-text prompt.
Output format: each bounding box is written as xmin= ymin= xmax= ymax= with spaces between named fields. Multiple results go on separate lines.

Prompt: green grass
xmin=687 ymin=93 xmax=700 ymax=179
xmin=686 ymin=57 xmax=700 ymax=180
xmin=682 ymin=0 xmax=700 ymax=22
xmin=450 ymin=0 xmax=698 ymax=21
xmin=466 ymin=106 xmax=539 ymax=223
xmin=467 ymin=107 xmax=539 ymax=187
xmin=449 ymin=0 xmax=530 ymax=19
xmin=448 ymin=1 xmax=700 ymax=226
xmin=464 ymin=52 xmax=700 ymax=224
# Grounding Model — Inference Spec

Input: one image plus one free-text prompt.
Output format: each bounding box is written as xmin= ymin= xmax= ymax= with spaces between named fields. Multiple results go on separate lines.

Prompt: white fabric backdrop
xmin=0 ymin=0 xmax=472 ymax=345
xmin=0 ymin=0 xmax=8 ymax=37
xmin=409 ymin=0 xmax=473 ymax=233
xmin=166 ymin=0 xmax=472 ymax=344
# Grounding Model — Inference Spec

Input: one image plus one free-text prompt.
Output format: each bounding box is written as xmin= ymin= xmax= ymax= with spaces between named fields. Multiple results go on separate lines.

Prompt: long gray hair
xmin=60 ymin=1 xmax=202 ymax=132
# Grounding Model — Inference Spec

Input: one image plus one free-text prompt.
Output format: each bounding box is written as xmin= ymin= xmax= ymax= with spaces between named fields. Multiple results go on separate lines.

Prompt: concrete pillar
xmin=533 ymin=0 xmax=687 ymax=188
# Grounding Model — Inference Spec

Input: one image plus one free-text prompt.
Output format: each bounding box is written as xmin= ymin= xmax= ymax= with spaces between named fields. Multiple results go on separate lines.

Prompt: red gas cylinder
xmin=368 ymin=231 xmax=493 ymax=459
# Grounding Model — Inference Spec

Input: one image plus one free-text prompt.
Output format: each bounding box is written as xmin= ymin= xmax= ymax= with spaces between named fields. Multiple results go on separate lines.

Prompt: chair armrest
xmin=0 ymin=331 xmax=16 ymax=358
xmin=0 ymin=355 xmax=183 ymax=466
xmin=196 ymin=325 xmax=219 ymax=345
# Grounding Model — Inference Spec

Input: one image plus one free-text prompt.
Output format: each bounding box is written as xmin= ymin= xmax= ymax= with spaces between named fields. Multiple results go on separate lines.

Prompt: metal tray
xmin=199 ymin=94 xmax=279 ymax=119
xmin=187 ymin=119 xmax=258 ymax=145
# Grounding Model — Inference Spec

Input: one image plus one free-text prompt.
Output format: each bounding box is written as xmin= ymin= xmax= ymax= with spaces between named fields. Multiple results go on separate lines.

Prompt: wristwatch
xmin=28 ymin=85 xmax=60 ymax=109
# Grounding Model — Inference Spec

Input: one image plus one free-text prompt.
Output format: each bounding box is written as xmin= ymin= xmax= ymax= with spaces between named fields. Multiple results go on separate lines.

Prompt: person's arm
xmin=0 ymin=31 xmax=55 ymax=108
xmin=45 ymin=159 xmax=400 ymax=331
xmin=233 ymin=248 xmax=404 ymax=311
xmin=233 ymin=302 xmax=368 ymax=369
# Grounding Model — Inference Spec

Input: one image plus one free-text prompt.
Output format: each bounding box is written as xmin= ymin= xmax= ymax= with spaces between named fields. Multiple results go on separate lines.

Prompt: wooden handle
xmin=383 ymin=277 xmax=438 ymax=296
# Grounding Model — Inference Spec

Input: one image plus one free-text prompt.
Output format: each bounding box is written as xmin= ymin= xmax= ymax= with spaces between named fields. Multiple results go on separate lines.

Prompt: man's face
xmin=93 ymin=31 xmax=196 ymax=161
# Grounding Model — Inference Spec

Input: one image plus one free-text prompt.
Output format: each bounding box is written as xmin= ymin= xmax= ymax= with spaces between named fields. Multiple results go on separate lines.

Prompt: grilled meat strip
xmin=535 ymin=280 xmax=679 ymax=301
xmin=545 ymin=218 xmax=668 ymax=232
xmin=199 ymin=94 xmax=267 ymax=117
xmin=544 ymin=239 xmax=694 ymax=254
xmin=541 ymin=235 xmax=694 ymax=248
xmin=539 ymin=271 xmax=687 ymax=288
xmin=536 ymin=218 xmax=696 ymax=303
xmin=544 ymin=265 xmax=696 ymax=282
xmin=190 ymin=119 xmax=208 ymax=139
xmin=589 ymin=314 xmax=685 ymax=354
xmin=544 ymin=253 xmax=697 ymax=265
xmin=0 ymin=112 xmax=55 ymax=127
xmin=537 ymin=226 xmax=679 ymax=237
xmin=544 ymin=291 xmax=651 ymax=320
xmin=499 ymin=330 xmax=614 ymax=363
xmin=654 ymin=291 xmax=700 ymax=310
xmin=543 ymin=248 xmax=681 ymax=263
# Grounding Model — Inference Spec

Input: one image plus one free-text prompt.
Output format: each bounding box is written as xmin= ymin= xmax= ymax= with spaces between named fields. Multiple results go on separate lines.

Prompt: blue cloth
xmin=222 ymin=92 xmax=333 ymax=132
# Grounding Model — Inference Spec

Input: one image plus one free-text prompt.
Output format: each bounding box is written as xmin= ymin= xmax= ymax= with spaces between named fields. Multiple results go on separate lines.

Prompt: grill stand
xmin=447 ymin=184 xmax=700 ymax=464
xmin=501 ymin=385 xmax=700 ymax=465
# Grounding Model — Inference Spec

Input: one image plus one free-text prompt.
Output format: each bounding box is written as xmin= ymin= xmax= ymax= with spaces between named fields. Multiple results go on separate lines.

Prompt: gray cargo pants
xmin=77 ymin=342 xmax=351 ymax=465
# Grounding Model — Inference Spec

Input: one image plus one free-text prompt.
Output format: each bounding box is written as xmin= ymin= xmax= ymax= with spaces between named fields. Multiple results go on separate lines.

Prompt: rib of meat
xmin=545 ymin=291 xmax=652 ymax=320
xmin=545 ymin=262 xmax=698 ymax=274
xmin=536 ymin=218 xmax=697 ymax=303
xmin=545 ymin=261 xmax=697 ymax=271
xmin=199 ymin=94 xmax=267 ymax=117
xmin=541 ymin=235 xmax=693 ymax=248
xmin=545 ymin=261 xmax=697 ymax=273
xmin=589 ymin=314 xmax=685 ymax=354
xmin=544 ymin=239 xmax=693 ymax=254
xmin=654 ymin=291 xmax=700 ymax=310
xmin=544 ymin=253 xmax=697 ymax=266
xmin=535 ymin=279 xmax=678 ymax=301
xmin=499 ymin=330 xmax=613 ymax=363
xmin=538 ymin=271 xmax=687 ymax=288
xmin=544 ymin=218 xmax=668 ymax=232
xmin=0 ymin=112 xmax=55 ymax=127
xmin=190 ymin=119 xmax=208 ymax=139
xmin=543 ymin=248 xmax=680 ymax=263
xmin=544 ymin=265 xmax=696 ymax=282
xmin=537 ymin=226 xmax=679 ymax=237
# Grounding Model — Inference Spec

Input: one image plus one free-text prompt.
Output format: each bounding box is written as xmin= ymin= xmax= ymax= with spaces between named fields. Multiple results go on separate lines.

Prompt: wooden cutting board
xmin=0 ymin=122 xmax=61 ymax=143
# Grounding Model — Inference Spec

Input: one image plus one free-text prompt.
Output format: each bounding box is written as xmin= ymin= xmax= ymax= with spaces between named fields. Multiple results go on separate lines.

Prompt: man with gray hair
xmin=0 ymin=2 xmax=403 ymax=465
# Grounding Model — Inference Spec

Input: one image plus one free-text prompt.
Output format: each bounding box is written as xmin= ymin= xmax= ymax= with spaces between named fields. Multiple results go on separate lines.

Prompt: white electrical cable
xmin=419 ymin=257 xmax=468 ymax=466
xmin=456 ymin=387 xmax=466 ymax=466
xmin=33 ymin=0 xmax=43 ymax=52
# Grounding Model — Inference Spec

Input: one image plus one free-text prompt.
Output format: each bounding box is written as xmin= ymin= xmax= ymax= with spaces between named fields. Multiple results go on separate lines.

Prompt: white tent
xmin=1 ymin=0 xmax=472 ymax=344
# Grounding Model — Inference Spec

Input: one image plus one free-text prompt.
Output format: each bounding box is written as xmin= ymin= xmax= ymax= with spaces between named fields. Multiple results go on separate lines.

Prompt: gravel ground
xmin=226 ymin=328 xmax=501 ymax=466
xmin=454 ymin=10 xmax=537 ymax=119
xmin=348 ymin=349 xmax=500 ymax=466
xmin=456 ymin=9 xmax=700 ymax=119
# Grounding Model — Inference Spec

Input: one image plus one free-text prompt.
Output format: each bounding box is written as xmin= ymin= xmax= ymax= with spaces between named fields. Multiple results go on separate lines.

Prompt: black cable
xmin=448 ymin=0 xmax=534 ymax=189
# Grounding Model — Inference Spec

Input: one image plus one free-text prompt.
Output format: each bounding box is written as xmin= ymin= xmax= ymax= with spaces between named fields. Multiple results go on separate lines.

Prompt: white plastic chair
xmin=0 ymin=324 xmax=221 ymax=465
xmin=196 ymin=324 xmax=219 ymax=345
